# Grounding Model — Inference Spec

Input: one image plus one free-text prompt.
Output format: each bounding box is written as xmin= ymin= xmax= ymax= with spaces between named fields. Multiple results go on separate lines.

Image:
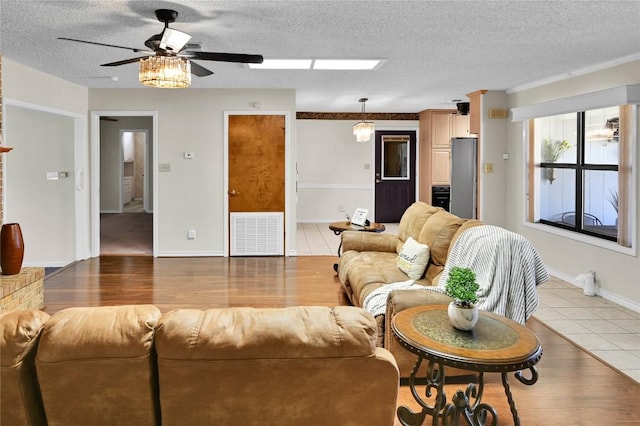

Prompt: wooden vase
xmin=1 ymin=223 xmax=25 ymax=275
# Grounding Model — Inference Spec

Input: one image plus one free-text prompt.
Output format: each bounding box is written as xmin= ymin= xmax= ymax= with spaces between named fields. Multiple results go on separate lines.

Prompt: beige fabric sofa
xmin=1 ymin=305 xmax=399 ymax=426
xmin=337 ymin=201 xmax=481 ymax=378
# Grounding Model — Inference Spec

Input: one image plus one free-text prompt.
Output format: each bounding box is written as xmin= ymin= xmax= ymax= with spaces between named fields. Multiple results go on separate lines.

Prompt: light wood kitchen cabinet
xmin=419 ymin=109 xmax=471 ymax=199
xmin=432 ymin=111 xmax=453 ymax=148
xmin=452 ymin=113 xmax=470 ymax=137
xmin=466 ymin=90 xmax=487 ymax=135
xmin=431 ymin=149 xmax=451 ymax=186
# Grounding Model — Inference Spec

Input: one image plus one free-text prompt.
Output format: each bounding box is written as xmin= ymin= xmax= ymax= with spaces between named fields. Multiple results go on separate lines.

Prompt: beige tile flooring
xmin=296 ymin=222 xmax=640 ymax=383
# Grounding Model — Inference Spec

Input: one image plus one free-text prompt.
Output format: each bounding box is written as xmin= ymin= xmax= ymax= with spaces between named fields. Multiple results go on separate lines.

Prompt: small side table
xmin=392 ymin=305 xmax=542 ymax=426
xmin=328 ymin=221 xmax=385 ymax=272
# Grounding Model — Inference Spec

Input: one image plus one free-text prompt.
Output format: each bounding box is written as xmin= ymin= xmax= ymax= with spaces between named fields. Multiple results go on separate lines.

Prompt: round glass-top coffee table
xmin=392 ymin=305 xmax=542 ymax=426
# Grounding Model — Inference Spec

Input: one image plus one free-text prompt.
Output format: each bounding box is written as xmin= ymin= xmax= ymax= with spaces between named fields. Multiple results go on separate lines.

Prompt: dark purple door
xmin=374 ymin=130 xmax=417 ymax=222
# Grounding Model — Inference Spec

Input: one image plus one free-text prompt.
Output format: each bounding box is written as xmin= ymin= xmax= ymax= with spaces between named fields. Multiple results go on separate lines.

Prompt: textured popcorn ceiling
xmin=1 ymin=0 xmax=639 ymax=112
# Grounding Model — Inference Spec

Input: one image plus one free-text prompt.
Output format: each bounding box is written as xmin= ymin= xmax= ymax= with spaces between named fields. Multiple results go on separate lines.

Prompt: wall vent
xmin=231 ymin=212 xmax=284 ymax=256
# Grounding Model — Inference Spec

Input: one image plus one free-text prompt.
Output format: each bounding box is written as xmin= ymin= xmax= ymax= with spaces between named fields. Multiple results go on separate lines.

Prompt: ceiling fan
xmin=58 ymin=8 xmax=264 ymax=78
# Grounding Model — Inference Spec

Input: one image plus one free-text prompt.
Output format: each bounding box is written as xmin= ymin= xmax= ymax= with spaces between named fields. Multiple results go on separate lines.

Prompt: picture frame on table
xmin=350 ymin=208 xmax=369 ymax=226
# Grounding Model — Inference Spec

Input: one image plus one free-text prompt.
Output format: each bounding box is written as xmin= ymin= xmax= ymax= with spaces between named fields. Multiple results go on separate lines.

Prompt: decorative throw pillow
xmin=396 ymin=236 xmax=430 ymax=280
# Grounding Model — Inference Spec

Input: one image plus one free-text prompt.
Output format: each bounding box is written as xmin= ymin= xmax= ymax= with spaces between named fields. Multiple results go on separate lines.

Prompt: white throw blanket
xmin=438 ymin=225 xmax=549 ymax=324
xmin=362 ymin=280 xmax=418 ymax=317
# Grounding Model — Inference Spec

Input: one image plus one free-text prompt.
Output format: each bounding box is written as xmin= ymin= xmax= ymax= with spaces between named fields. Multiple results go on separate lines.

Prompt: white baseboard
xmin=546 ymin=267 xmax=640 ymax=313
xmin=156 ymin=251 xmax=224 ymax=257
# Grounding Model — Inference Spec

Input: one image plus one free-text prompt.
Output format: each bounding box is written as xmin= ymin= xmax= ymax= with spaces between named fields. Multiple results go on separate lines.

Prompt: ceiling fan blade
xmin=101 ymin=57 xmax=147 ymax=67
xmin=186 ymin=51 xmax=264 ymax=64
xmin=58 ymin=37 xmax=150 ymax=53
xmin=190 ymin=61 xmax=214 ymax=77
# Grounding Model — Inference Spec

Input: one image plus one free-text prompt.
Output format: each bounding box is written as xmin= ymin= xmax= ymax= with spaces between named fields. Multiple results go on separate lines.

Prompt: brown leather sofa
xmin=337 ymin=201 xmax=481 ymax=378
xmin=1 ymin=305 xmax=399 ymax=426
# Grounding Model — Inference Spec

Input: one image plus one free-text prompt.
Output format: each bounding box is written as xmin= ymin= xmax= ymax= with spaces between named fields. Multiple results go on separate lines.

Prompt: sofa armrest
xmin=384 ymin=289 xmax=451 ymax=349
xmin=341 ymin=231 xmax=399 ymax=253
xmin=386 ymin=288 xmax=451 ymax=316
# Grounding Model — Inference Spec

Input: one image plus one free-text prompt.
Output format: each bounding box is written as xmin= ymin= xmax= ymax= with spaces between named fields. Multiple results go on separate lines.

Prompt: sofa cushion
xmin=156 ymin=306 xmax=399 ymax=426
xmin=420 ymin=210 xmax=467 ymax=266
xmin=396 ymin=202 xmax=442 ymax=250
xmin=156 ymin=306 xmax=377 ymax=359
xmin=1 ymin=309 xmax=50 ymax=426
xmin=396 ymin=236 xmax=430 ymax=280
xmin=415 ymin=210 xmax=466 ymax=285
xmin=36 ymin=305 xmax=161 ymax=426
xmin=340 ymin=251 xmax=416 ymax=306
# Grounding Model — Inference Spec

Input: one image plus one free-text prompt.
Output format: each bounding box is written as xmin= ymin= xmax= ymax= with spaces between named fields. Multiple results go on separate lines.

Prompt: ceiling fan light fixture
xmin=139 ymin=56 xmax=191 ymax=88
xmin=353 ymin=98 xmax=374 ymax=142
xmin=159 ymin=28 xmax=192 ymax=52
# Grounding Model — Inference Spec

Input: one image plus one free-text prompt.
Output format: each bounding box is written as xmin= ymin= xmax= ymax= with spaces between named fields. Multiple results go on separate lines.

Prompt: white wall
xmin=505 ymin=60 xmax=640 ymax=310
xmin=3 ymin=58 xmax=89 ymax=266
xmin=296 ymin=119 xmax=419 ymax=222
xmin=478 ymin=91 xmax=508 ymax=226
xmin=88 ymin=88 xmax=296 ymax=256
xmin=5 ymin=106 xmax=76 ymax=265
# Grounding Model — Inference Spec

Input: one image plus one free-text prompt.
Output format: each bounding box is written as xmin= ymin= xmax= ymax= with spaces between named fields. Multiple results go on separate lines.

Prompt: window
xmin=381 ymin=135 xmax=410 ymax=180
xmin=529 ymin=105 xmax=632 ymax=247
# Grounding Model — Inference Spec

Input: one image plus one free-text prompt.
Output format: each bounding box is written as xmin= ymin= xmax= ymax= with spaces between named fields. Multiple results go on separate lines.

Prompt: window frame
xmin=514 ymin=85 xmax=639 ymax=255
xmin=537 ymin=111 xmax=619 ymax=242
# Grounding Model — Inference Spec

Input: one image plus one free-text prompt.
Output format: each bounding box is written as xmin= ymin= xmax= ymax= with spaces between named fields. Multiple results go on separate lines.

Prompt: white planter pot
xmin=447 ymin=302 xmax=479 ymax=331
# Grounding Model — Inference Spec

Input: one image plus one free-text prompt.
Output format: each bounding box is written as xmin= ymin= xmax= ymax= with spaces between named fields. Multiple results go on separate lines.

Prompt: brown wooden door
xmin=374 ymin=130 xmax=417 ymax=223
xmin=228 ymin=115 xmax=285 ymax=252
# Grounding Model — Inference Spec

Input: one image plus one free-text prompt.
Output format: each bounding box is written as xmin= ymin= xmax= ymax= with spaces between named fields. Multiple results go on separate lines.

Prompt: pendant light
xmin=139 ymin=56 xmax=191 ymax=88
xmin=353 ymin=98 xmax=375 ymax=142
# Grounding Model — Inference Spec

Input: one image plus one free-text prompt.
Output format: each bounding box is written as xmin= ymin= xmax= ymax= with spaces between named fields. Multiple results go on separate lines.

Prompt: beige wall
xmin=505 ymin=59 xmax=640 ymax=310
xmin=2 ymin=58 xmax=88 ymax=266
xmin=296 ymin=119 xmax=419 ymax=222
xmin=89 ymin=88 xmax=296 ymax=256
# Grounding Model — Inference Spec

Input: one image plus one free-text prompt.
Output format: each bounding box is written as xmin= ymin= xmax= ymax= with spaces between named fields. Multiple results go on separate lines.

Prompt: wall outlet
xmin=159 ymin=163 xmax=171 ymax=172
xmin=483 ymin=163 xmax=494 ymax=174
xmin=187 ymin=229 xmax=196 ymax=239
xmin=46 ymin=171 xmax=59 ymax=180
xmin=339 ymin=205 xmax=345 ymax=212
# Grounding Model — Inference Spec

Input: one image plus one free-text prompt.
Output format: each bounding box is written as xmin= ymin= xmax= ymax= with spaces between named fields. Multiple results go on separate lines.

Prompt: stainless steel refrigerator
xmin=450 ymin=137 xmax=477 ymax=219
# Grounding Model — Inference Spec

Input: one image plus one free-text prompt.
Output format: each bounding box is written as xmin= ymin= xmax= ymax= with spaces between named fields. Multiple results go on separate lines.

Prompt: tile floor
xmin=296 ymin=222 xmax=640 ymax=383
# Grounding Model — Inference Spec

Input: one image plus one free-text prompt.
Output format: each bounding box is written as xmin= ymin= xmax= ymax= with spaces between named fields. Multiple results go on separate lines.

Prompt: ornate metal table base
xmin=397 ymin=357 xmax=538 ymax=426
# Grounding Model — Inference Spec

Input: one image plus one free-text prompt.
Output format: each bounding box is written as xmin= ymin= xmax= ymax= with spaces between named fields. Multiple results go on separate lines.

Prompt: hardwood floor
xmin=44 ymin=256 xmax=640 ymax=425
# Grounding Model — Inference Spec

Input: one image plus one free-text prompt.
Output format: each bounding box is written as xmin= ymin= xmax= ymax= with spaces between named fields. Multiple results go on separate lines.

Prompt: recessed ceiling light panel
xmin=247 ymin=59 xmax=312 ymax=69
xmin=313 ymin=59 xmax=383 ymax=70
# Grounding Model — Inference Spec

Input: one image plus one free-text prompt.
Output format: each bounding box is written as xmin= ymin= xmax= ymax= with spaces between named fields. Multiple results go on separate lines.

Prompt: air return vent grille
xmin=231 ymin=212 xmax=284 ymax=256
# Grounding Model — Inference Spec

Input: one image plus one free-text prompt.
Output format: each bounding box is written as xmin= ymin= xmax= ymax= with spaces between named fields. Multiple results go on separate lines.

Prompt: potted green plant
xmin=542 ymin=138 xmax=572 ymax=184
xmin=445 ymin=266 xmax=480 ymax=331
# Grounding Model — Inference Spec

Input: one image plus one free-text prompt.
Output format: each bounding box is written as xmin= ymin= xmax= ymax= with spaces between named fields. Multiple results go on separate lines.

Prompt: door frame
xmin=223 ymin=111 xmax=292 ymax=257
xmin=90 ymin=111 xmax=158 ymax=257
xmin=372 ymin=125 xmax=420 ymax=220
